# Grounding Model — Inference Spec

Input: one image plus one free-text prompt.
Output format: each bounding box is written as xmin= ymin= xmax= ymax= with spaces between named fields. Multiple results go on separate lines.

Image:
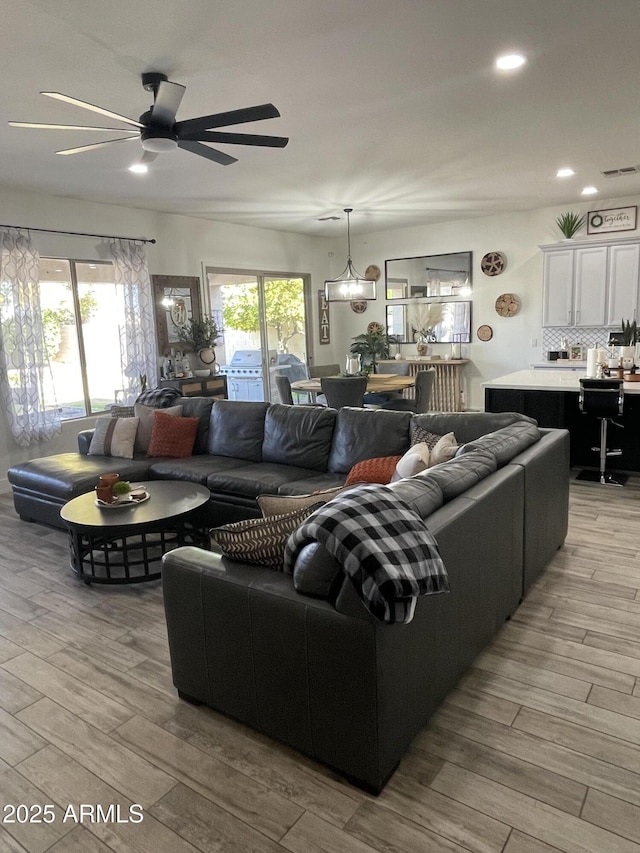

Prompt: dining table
xmin=291 ymin=373 xmax=415 ymax=402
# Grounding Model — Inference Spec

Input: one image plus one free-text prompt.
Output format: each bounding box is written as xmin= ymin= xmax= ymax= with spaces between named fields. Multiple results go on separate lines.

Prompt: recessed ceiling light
xmin=581 ymin=186 xmax=598 ymax=195
xmin=129 ymin=163 xmax=148 ymax=174
xmin=495 ymin=53 xmax=526 ymax=71
xmin=556 ymin=167 xmax=575 ymax=178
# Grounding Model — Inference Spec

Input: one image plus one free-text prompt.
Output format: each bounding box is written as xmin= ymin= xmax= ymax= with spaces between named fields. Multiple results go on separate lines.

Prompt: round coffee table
xmin=60 ymin=481 xmax=210 ymax=585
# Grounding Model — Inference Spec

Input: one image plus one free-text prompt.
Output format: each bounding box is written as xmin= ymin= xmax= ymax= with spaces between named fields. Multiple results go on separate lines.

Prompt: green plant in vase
xmin=555 ymin=211 xmax=585 ymax=240
xmin=621 ymin=317 xmax=638 ymax=346
xmin=349 ymin=329 xmax=392 ymax=374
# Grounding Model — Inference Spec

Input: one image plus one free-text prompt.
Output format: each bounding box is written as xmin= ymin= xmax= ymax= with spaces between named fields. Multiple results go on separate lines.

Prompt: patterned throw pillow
xmin=134 ymin=403 xmax=183 ymax=454
xmin=110 ymin=405 xmax=135 ymax=419
xmin=210 ymin=504 xmax=321 ymax=568
xmin=430 ymin=432 xmax=458 ymax=466
xmin=257 ymin=485 xmax=353 ymax=518
xmin=411 ymin=426 xmax=444 ymax=450
xmin=135 ymin=388 xmax=182 ymax=408
xmin=88 ymin=417 xmax=140 ymax=459
xmin=345 ymin=455 xmax=403 ymax=486
xmin=147 ymin=411 xmax=199 ymax=458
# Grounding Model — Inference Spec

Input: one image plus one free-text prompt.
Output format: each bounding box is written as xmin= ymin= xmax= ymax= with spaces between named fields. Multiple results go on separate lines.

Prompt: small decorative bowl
xmin=193 ymin=369 xmax=210 ymax=377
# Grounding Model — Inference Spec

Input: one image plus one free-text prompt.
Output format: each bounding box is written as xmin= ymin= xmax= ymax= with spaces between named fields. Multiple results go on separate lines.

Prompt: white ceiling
xmin=3 ymin=0 xmax=640 ymax=236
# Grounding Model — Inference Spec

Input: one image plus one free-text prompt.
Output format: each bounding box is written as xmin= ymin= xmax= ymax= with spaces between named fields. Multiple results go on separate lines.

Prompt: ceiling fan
xmin=9 ymin=72 xmax=289 ymax=168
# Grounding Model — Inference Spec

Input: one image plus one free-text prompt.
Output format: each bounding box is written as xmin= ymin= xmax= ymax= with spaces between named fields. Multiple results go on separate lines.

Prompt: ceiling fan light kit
xmin=9 ymin=72 xmax=289 ymax=171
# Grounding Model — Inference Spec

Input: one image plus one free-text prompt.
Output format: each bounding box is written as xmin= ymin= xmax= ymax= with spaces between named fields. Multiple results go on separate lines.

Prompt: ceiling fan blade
xmin=41 ymin=92 xmax=143 ymax=128
xmin=180 ymin=131 xmax=289 ymax=148
xmin=177 ymin=140 xmax=237 ymax=166
xmin=175 ymin=103 xmax=280 ymax=136
xmin=9 ymin=121 xmax=138 ymax=132
xmin=151 ymin=80 xmax=186 ymax=127
xmin=56 ymin=137 xmax=138 ymax=156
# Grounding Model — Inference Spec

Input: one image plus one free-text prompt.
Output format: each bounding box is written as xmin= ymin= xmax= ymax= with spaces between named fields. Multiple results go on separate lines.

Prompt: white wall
xmin=0 ymin=186 xmax=334 ymax=491
xmin=340 ymin=192 xmax=640 ymax=410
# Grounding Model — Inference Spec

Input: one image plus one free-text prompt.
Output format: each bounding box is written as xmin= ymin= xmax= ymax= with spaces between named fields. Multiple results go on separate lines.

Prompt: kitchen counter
xmin=484 ymin=369 xmax=640 ymax=472
xmin=484 ymin=369 xmax=640 ymax=394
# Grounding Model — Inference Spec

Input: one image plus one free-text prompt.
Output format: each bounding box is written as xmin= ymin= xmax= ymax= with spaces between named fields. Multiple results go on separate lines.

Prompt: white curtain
xmin=0 ymin=228 xmax=61 ymax=446
xmin=109 ymin=239 xmax=158 ymax=403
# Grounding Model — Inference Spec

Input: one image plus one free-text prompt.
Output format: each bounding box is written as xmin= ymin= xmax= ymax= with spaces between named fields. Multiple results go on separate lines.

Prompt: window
xmin=40 ymin=258 xmax=130 ymax=419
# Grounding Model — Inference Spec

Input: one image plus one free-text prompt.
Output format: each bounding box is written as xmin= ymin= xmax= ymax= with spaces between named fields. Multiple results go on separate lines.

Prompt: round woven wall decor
xmin=494 ymin=293 xmax=521 ymax=317
xmin=481 ymin=251 xmax=507 ymax=276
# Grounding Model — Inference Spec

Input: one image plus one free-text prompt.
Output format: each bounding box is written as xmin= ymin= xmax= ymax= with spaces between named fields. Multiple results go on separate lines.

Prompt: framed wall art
xmin=587 ymin=206 xmax=637 ymax=235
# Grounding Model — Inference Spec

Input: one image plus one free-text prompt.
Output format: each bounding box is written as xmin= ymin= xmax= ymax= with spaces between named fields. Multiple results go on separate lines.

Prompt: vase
xmin=197 ymin=348 xmax=216 ymax=371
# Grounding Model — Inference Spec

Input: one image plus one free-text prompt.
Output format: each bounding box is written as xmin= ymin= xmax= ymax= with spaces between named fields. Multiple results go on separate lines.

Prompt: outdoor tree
xmin=221 ymin=279 xmax=304 ymax=352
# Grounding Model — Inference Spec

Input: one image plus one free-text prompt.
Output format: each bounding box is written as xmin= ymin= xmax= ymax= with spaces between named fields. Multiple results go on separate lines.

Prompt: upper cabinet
xmin=542 ymin=237 xmax=640 ymax=328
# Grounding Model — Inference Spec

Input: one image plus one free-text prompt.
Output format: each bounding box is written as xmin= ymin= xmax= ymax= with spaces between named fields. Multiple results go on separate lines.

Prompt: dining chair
xmin=320 ymin=376 xmax=367 ymax=409
xmin=274 ymin=373 xmax=295 ymax=405
xmin=308 ymin=364 xmax=340 ymax=405
xmin=364 ymin=361 xmax=411 ymax=405
xmin=308 ymin=363 xmax=340 ymax=379
xmin=381 ymin=368 xmax=436 ymax=414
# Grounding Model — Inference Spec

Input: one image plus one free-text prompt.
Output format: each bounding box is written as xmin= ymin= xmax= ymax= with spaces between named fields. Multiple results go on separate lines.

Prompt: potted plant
xmin=176 ymin=316 xmax=220 ymax=370
xmin=620 ymin=317 xmax=638 ymax=364
xmin=349 ymin=328 xmax=392 ymax=374
xmin=555 ymin=211 xmax=585 ymax=240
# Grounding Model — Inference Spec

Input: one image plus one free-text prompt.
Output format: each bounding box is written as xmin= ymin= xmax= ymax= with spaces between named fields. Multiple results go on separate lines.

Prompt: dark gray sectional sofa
xmin=7 ymin=399 xmax=569 ymax=791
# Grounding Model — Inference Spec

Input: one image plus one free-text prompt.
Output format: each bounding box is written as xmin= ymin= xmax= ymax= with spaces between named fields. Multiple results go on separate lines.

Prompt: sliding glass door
xmin=206 ymin=268 xmax=310 ymax=402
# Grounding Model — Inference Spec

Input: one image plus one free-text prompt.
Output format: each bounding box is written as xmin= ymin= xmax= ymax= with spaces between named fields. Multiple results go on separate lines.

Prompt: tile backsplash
xmin=542 ymin=327 xmax=612 ymax=352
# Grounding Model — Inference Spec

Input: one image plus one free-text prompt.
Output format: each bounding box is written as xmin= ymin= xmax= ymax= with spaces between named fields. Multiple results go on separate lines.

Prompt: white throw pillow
xmin=391 ymin=443 xmax=431 ymax=482
xmin=430 ymin=432 xmax=458 ymax=466
xmin=88 ymin=417 xmax=139 ymax=459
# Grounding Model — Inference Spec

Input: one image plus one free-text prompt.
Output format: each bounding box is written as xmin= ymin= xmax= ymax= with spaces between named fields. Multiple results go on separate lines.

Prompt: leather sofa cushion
xmin=207 ymin=462 xmax=326 ymax=500
xmin=327 ymin=408 xmax=412 ymax=474
xmin=412 ymin=411 xmax=536 ymax=445
xmin=288 ymin=542 xmax=344 ymax=599
xmin=178 ymin=397 xmax=214 ymax=455
xmin=415 ymin=448 xmax=498 ymax=502
xmin=7 ymin=453 xmax=153 ymax=500
xmin=149 ymin=455 xmax=254 ymax=484
xmin=387 ymin=476 xmax=444 ymax=518
xmin=275 ymin=473 xmax=348 ymax=495
xmin=207 ymin=401 xmax=270 ymax=461
xmin=456 ymin=422 xmax=541 ymax=467
xmin=262 ymin=404 xmax=336 ymax=471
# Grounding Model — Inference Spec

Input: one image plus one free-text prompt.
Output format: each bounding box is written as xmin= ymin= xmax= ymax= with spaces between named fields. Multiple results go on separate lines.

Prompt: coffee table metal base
xmin=68 ymin=520 xmax=208 ymax=584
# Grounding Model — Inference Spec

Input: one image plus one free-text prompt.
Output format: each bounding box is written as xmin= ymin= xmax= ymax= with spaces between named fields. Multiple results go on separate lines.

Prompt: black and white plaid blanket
xmin=283 ymin=484 xmax=449 ymax=624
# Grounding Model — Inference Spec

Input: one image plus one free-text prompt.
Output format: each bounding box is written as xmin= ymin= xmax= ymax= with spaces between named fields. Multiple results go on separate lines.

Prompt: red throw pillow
xmin=147 ymin=411 xmax=199 ymax=458
xmin=345 ymin=455 xmax=402 ymax=486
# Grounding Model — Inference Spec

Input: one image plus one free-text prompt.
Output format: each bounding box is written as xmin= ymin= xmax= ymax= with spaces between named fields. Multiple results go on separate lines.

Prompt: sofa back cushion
xmin=177 ymin=397 xmax=214 ymax=454
xmin=387 ymin=476 xmax=444 ymax=518
xmin=327 ymin=408 xmax=412 ymax=474
xmin=207 ymin=401 xmax=270 ymax=461
xmin=456 ymin=422 xmax=540 ymax=467
xmin=415 ymin=448 xmax=498 ymax=501
xmin=262 ymin=404 xmax=336 ymax=471
xmin=411 ymin=411 xmax=536 ymax=445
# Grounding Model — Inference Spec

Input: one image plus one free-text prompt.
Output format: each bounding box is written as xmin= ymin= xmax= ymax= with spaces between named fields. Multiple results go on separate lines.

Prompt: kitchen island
xmin=484 ymin=369 xmax=640 ymax=472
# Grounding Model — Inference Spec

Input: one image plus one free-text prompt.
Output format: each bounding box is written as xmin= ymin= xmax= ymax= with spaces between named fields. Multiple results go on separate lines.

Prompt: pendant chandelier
xmin=324 ymin=208 xmax=376 ymax=301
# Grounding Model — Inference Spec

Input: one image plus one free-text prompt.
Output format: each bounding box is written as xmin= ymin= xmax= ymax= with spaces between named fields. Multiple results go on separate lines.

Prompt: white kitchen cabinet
xmin=542 ymin=248 xmax=574 ymax=326
xmin=542 ymin=237 xmax=640 ymax=328
xmin=606 ymin=242 xmax=640 ymax=326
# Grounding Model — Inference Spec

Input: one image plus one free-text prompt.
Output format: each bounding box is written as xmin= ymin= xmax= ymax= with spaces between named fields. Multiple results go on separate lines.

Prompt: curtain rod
xmin=0 ymin=224 xmax=156 ymax=244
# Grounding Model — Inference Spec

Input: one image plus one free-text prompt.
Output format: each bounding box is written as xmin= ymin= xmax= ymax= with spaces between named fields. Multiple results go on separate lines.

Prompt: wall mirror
xmin=153 ymin=275 xmax=202 ymax=354
xmin=387 ymin=301 xmax=472 ymax=343
xmin=385 ymin=252 xmax=472 ymax=299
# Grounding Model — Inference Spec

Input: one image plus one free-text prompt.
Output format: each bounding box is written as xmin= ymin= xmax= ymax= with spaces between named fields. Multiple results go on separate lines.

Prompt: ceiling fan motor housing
xmin=140 ymin=121 xmax=178 ymax=153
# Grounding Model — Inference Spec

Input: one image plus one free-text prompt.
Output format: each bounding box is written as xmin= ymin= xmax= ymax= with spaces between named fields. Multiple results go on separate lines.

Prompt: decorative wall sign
xmin=587 ymin=206 xmax=637 ymax=235
xmin=481 ymin=251 xmax=507 ymax=276
xmin=477 ymin=324 xmax=493 ymax=341
xmin=350 ymin=300 xmax=367 ymax=314
xmin=494 ymin=293 xmax=521 ymax=317
xmin=318 ymin=289 xmax=330 ymax=344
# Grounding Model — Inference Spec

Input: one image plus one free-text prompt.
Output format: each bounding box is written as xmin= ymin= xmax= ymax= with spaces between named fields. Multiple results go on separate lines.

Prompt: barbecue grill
xmin=220 ymin=349 xmax=307 ymax=402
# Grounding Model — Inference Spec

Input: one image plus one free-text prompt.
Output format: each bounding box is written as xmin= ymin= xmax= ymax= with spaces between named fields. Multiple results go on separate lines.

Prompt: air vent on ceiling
xmin=602 ymin=165 xmax=640 ymax=177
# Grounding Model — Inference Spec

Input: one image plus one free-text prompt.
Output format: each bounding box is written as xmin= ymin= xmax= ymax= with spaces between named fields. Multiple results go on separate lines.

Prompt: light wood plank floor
xmin=1 ymin=477 xmax=640 ymax=852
